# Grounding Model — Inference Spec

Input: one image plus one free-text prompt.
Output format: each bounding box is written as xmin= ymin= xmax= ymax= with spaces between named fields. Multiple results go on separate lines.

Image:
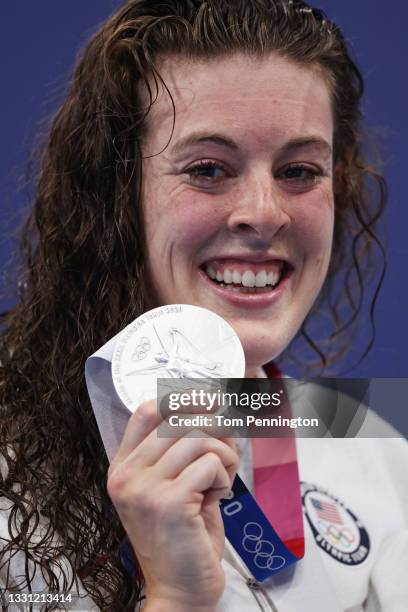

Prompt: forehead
xmin=142 ymin=53 xmax=334 ymax=152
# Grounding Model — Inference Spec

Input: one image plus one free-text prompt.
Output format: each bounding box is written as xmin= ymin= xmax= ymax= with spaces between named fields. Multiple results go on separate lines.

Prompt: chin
xmin=235 ymin=330 xmax=286 ymax=374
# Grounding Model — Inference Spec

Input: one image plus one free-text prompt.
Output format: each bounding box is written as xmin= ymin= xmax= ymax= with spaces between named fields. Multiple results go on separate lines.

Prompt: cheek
xmin=144 ymin=192 xmax=225 ymax=273
xmin=176 ymin=203 xmax=222 ymax=242
xmin=299 ymin=216 xmax=333 ymax=254
xmin=158 ymin=194 xmax=224 ymax=253
xmin=294 ymin=191 xmax=334 ymax=257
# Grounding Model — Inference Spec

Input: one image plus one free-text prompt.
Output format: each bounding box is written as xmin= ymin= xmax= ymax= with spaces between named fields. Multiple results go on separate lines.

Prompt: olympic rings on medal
xmin=131 ymin=337 xmax=151 ymax=361
xmin=242 ymin=522 xmax=286 ymax=570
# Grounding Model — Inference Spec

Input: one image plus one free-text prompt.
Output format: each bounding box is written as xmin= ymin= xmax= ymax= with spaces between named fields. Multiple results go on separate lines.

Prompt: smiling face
xmin=141 ymin=53 xmax=335 ymax=374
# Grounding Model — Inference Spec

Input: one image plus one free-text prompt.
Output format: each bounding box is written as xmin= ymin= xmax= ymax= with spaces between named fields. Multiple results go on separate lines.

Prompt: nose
xmin=227 ymin=171 xmax=291 ymax=244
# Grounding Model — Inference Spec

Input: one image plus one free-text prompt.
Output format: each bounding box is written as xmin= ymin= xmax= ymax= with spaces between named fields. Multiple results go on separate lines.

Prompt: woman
xmin=1 ymin=1 xmax=406 ymax=610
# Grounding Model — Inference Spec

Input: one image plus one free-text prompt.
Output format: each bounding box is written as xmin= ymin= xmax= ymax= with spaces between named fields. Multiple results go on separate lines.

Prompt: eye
xmin=277 ymin=164 xmax=323 ymax=191
xmin=184 ymin=160 xmax=229 ymax=185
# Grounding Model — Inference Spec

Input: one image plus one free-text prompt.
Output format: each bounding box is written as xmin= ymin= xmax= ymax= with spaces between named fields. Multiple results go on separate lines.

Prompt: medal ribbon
xmin=219 ymin=362 xmax=305 ymax=582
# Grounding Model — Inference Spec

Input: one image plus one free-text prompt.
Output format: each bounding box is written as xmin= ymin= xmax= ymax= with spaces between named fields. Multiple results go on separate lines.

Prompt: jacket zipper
xmin=226 ymin=541 xmax=278 ymax=612
xmin=246 ymin=578 xmax=278 ymax=612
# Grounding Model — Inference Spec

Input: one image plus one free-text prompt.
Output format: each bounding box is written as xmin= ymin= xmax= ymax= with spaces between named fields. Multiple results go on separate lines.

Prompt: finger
xmin=175 ymin=452 xmax=233 ymax=501
xmin=109 ymin=399 xmax=161 ymax=472
xmin=220 ymin=436 xmax=241 ymax=455
xmin=155 ymin=434 xmax=239 ymax=481
xmin=119 ymin=423 xmax=237 ymax=472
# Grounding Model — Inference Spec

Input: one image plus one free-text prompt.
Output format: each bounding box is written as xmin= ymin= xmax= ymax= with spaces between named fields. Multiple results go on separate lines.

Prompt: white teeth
xmin=267 ymin=271 xmax=279 ymax=286
xmin=223 ymin=269 xmax=233 ymax=284
xmin=255 ymin=270 xmax=267 ymax=287
xmin=207 ymin=266 xmax=216 ymax=279
xmin=242 ymin=270 xmax=256 ymax=287
xmin=232 ymin=270 xmax=242 ymax=284
xmin=205 ymin=264 xmax=283 ymax=288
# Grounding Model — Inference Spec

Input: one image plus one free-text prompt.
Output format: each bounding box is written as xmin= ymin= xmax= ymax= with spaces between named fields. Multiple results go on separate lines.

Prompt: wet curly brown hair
xmin=0 ymin=1 xmax=386 ymax=610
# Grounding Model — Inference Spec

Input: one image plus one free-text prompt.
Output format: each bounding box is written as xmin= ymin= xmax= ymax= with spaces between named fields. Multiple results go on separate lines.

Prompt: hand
xmin=107 ymin=400 xmax=239 ymax=611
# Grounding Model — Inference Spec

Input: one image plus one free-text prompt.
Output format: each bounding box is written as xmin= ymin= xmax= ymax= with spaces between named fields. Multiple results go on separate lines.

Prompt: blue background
xmin=0 ymin=2 xmax=407 ymax=431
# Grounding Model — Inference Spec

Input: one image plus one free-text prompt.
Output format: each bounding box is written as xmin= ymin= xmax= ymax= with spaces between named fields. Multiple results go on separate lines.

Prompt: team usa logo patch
xmin=301 ymin=482 xmax=370 ymax=566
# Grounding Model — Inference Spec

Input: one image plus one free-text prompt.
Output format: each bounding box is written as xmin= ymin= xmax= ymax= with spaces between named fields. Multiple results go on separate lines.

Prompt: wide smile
xmin=198 ymin=257 xmax=293 ymax=307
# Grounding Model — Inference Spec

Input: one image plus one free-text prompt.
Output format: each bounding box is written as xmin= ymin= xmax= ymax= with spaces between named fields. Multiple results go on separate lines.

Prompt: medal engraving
xmin=112 ymin=304 xmax=245 ymax=411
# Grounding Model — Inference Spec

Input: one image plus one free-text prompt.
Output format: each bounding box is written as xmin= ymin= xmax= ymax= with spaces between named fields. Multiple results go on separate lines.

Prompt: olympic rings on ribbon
xmin=242 ymin=522 xmax=286 ymax=570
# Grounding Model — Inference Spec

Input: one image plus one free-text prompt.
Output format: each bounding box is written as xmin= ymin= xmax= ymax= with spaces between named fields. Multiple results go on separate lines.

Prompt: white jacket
xmin=1 ymin=413 xmax=407 ymax=611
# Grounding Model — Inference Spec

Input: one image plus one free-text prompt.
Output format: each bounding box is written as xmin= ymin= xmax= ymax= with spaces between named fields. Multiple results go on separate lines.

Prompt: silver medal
xmin=111 ymin=304 xmax=245 ymax=412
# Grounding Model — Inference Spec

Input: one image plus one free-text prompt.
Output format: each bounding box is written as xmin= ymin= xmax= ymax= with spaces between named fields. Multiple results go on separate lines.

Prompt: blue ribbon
xmin=220 ymin=475 xmax=300 ymax=582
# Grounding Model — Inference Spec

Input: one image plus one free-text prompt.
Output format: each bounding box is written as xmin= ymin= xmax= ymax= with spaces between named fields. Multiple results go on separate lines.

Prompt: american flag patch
xmin=311 ymin=497 xmax=343 ymax=524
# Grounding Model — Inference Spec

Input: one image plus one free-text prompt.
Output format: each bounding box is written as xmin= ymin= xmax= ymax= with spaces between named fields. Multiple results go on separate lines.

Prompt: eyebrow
xmin=280 ymin=136 xmax=332 ymax=157
xmin=169 ymin=132 xmax=239 ymax=156
xmin=169 ymin=131 xmax=332 ymax=157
